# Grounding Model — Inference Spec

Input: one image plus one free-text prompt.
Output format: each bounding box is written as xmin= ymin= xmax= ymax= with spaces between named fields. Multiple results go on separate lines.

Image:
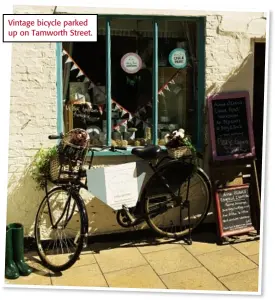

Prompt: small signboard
xmin=207 ymin=91 xmax=256 ymax=161
xmin=86 ymin=162 xmax=151 ymax=210
xmin=121 ymin=52 xmax=142 ymax=74
xmin=168 ymin=48 xmax=188 ymax=69
xmin=215 ymin=184 xmax=255 ymax=237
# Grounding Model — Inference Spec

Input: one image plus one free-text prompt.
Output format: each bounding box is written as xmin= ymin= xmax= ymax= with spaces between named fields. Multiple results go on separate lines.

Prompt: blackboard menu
xmin=208 ymin=91 xmax=255 ymax=161
xmin=216 ymin=185 xmax=255 ymax=237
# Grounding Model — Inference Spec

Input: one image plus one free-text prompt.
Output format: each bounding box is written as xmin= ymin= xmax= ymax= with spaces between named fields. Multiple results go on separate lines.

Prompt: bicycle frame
xmin=43 ymin=145 xmax=198 ymax=242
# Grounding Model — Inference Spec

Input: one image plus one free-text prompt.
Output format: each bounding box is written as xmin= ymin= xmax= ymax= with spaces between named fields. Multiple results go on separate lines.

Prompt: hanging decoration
xmin=62 ymin=48 xmax=184 ymax=131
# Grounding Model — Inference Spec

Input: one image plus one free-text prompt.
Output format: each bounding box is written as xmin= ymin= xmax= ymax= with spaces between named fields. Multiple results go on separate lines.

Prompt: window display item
xmin=69 ymin=82 xmax=89 ymax=104
xmin=93 ymin=86 xmax=105 ymax=104
xmin=169 ymin=48 xmax=188 ymax=69
xmin=86 ymin=126 xmax=102 ymax=140
xmin=121 ymin=52 xmax=142 ymax=74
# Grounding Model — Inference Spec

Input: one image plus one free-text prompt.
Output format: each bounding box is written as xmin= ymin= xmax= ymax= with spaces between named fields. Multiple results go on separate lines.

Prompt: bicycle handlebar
xmin=88 ymin=145 xmax=127 ymax=152
xmin=48 ymin=133 xmax=64 ymax=140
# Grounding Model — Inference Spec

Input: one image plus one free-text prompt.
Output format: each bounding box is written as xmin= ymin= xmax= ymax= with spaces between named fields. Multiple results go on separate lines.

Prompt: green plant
xmin=30 ymin=145 xmax=58 ymax=190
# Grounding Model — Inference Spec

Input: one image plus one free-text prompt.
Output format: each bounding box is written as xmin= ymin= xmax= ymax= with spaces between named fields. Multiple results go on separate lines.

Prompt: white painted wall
xmin=7 ymin=5 xmax=266 ymax=237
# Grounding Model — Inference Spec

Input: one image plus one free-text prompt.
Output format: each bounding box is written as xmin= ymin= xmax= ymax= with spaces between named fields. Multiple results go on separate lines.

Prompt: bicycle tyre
xmin=35 ymin=186 xmax=85 ymax=272
xmin=144 ymin=162 xmax=211 ymax=238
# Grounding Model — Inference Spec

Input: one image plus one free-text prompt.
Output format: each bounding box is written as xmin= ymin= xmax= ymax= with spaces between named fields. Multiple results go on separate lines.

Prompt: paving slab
xmin=144 ymin=245 xmax=201 ymax=275
xmin=51 ymin=263 xmax=108 ymax=287
xmin=183 ymin=232 xmax=230 ymax=256
xmin=248 ymin=254 xmax=259 ymax=265
xmin=160 ymin=266 xmax=228 ymax=291
xmin=232 ymin=241 xmax=260 ymax=256
xmin=137 ymin=239 xmax=181 ymax=254
xmin=219 ymin=268 xmax=259 ymax=292
xmin=105 ymin=265 xmax=166 ymax=289
xmin=196 ymin=246 xmax=257 ymax=278
xmin=93 ymin=245 xmax=148 ymax=273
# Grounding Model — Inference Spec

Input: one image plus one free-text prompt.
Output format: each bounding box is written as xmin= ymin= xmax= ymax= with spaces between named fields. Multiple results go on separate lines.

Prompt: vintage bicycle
xmin=34 ymin=128 xmax=212 ymax=272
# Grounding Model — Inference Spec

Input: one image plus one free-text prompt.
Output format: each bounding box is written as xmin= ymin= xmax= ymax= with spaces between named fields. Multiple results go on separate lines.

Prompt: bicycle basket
xmin=167 ymin=146 xmax=192 ymax=159
xmin=49 ymin=128 xmax=90 ymax=182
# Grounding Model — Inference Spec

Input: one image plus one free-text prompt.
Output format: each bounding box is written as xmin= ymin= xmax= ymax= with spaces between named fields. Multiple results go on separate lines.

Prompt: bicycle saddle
xmin=131 ymin=145 xmax=162 ymax=160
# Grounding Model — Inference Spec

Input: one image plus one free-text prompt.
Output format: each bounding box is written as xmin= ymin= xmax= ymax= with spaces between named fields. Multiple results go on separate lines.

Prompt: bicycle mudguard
xmin=71 ymin=189 xmax=89 ymax=236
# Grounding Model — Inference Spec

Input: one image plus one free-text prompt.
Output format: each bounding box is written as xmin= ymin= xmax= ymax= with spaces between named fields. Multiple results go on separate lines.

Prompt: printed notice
xmin=3 ymin=14 xmax=98 ymax=42
xmin=104 ymin=163 xmax=140 ymax=210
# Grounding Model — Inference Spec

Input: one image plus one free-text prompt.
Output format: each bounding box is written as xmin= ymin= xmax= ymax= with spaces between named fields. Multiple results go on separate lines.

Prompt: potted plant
xmin=165 ymin=128 xmax=196 ymax=159
xmin=30 ymin=145 xmax=59 ymax=190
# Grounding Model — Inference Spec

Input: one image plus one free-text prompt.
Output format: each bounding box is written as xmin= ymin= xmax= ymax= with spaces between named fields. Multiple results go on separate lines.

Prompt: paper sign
xmin=86 ymin=162 xmax=151 ymax=210
xmin=169 ymin=48 xmax=188 ymax=69
xmin=121 ymin=53 xmax=142 ymax=74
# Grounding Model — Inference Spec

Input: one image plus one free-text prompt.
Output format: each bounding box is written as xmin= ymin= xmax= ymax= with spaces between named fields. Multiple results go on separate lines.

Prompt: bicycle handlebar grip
xmin=48 ymin=133 xmax=63 ymax=140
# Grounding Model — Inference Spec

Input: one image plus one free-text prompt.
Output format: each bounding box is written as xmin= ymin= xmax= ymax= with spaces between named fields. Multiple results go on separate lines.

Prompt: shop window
xmin=61 ymin=16 xmax=202 ymax=150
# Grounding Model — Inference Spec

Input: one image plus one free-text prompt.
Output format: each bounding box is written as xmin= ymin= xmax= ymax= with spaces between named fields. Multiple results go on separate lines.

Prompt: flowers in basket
xmin=165 ymin=129 xmax=196 ymax=158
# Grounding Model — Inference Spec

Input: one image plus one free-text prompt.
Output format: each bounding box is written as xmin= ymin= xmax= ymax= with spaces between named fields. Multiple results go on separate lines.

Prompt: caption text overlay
xmin=3 ymin=14 xmax=98 ymax=42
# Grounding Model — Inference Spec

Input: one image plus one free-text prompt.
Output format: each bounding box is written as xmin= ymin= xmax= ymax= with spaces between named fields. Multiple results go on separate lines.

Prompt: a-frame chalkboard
xmin=215 ymin=184 xmax=255 ymax=237
xmin=207 ymin=91 xmax=256 ymax=161
xmin=208 ymin=91 xmax=260 ymax=244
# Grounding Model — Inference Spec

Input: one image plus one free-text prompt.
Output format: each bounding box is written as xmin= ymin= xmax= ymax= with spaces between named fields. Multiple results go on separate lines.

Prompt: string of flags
xmin=62 ymin=48 xmax=182 ymax=131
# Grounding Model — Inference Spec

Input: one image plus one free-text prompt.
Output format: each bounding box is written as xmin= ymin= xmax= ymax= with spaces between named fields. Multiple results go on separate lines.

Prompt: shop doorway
xmin=253 ymin=41 xmax=266 ymax=194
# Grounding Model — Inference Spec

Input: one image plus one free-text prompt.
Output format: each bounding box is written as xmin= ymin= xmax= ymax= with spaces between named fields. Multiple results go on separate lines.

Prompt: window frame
xmin=56 ymin=15 xmax=205 ymax=156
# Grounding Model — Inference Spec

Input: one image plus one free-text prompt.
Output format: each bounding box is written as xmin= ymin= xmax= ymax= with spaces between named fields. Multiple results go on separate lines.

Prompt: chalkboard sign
xmin=215 ymin=184 xmax=255 ymax=237
xmin=208 ymin=91 xmax=255 ymax=161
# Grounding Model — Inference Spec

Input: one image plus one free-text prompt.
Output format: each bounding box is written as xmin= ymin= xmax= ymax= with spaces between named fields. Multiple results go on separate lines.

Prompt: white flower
xmin=175 ymin=131 xmax=185 ymax=138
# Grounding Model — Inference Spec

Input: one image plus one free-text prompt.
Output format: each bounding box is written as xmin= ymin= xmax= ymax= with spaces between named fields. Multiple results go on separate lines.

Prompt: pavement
xmin=4 ymin=231 xmax=260 ymax=293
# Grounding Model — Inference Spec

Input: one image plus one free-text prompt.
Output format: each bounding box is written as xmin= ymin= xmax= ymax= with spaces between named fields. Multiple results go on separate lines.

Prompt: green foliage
xmin=30 ymin=145 xmax=58 ymax=190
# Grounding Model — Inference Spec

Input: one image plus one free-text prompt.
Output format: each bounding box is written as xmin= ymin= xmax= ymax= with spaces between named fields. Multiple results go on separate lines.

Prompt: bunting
xmin=62 ymin=48 xmax=182 ymax=131
xmin=65 ymin=56 xmax=73 ymax=64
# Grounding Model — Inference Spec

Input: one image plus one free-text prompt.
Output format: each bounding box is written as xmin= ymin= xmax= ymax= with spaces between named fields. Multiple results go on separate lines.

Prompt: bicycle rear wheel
xmin=35 ymin=187 xmax=85 ymax=272
xmin=144 ymin=162 xmax=211 ymax=238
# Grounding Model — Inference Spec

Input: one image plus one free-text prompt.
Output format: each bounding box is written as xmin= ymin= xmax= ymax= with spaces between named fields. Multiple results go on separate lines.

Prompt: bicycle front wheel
xmin=144 ymin=163 xmax=211 ymax=238
xmin=35 ymin=187 xmax=85 ymax=272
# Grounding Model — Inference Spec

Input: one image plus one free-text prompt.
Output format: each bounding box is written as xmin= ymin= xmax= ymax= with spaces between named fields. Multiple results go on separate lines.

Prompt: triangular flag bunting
xmin=70 ymin=64 xmax=78 ymax=71
xmin=135 ymin=119 xmax=141 ymax=126
xmin=140 ymin=107 xmax=146 ymax=114
xmin=117 ymin=105 xmax=123 ymax=112
xmin=65 ymin=57 xmax=73 ymax=63
xmin=121 ymin=109 xmax=128 ymax=117
xmin=98 ymin=105 xmax=103 ymax=115
xmin=76 ymin=70 xmax=84 ymax=78
xmin=158 ymin=91 xmax=164 ymax=96
xmin=83 ymin=77 xmax=90 ymax=83
xmin=88 ymin=82 xmax=95 ymax=89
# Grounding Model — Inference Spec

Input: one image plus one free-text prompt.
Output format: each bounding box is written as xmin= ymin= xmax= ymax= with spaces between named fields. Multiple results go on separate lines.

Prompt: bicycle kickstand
xmin=187 ymin=200 xmax=192 ymax=245
xmin=182 ymin=200 xmax=192 ymax=245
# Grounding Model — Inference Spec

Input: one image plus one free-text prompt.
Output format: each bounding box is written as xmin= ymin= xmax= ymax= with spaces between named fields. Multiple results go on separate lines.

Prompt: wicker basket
xmin=167 ymin=146 xmax=192 ymax=159
xmin=49 ymin=156 xmax=62 ymax=182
